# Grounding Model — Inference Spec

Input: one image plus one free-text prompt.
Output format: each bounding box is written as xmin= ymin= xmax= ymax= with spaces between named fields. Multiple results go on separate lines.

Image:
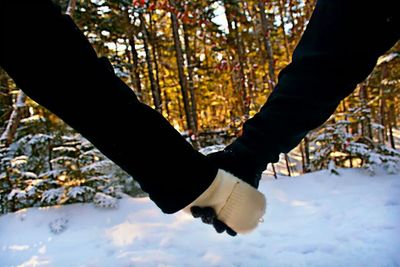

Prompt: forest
xmin=0 ymin=0 xmax=399 ymax=213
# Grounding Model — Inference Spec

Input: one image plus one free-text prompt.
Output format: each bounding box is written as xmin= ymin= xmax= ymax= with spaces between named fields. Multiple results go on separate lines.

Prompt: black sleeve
xmin=0 ymin=0 xmax=217 ymax=214
xmin=226 ymin=0 xmax=399 ymax=170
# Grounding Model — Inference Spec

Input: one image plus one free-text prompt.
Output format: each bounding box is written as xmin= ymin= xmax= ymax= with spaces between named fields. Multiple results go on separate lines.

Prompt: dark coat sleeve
xmin=0 ymin=0 xmax=217 ymax=214
xmin=225 ymin=0 xmax=399 ymax=171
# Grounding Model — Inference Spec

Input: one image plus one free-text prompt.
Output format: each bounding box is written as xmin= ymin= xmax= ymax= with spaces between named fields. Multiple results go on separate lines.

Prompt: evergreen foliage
xmin=0 ymin=114 xmax=141 ymax=214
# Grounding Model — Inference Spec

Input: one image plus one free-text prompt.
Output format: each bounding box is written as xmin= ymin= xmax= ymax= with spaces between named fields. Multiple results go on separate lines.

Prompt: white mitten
xmin=184 ymin=169 xmax=266 ymax=234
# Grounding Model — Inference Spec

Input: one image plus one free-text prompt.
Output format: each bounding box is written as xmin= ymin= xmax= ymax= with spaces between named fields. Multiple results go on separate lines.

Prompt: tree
xmin=169 ymin=0 xmax=197 ymax=138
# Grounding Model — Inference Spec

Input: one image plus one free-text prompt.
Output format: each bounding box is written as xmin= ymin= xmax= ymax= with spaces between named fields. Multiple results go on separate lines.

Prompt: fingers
xmin=212 ymin=218 xmax=226 ymax=233
xmin=190 ymin=206 xmax=238 ymax=236
xmin=190 ymin=206 xmax=215 ymax=224
xmin=226 ymin=226 xmax=238 ymax=236
xmin=185 ymin=170 xmax=266 ymax=236
xmin=213 ymin=218 xmax=237 ymax=236
xmin=190 ymin=206 xmax=204 ymax=218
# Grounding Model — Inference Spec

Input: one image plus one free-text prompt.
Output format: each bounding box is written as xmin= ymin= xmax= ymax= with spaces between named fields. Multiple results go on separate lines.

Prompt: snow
xmin=1 ymin=168 xmax=399 ymax=267
xmin=377 ymin=53 xmax=399 ymax=65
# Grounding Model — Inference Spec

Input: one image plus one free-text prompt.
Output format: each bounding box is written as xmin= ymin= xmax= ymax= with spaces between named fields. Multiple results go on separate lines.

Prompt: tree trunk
xmin=271 ymin=163 xmax=278 ymax=179
xmin=288 ymin=0 xmax=296 ymax=42
xmin=258 ymin=1 xmax=277 ymax=85
xmin=156 ymin=45 xmax=171 ymax=120
xmin=128 ymin=36 xmax=143 ymax=100
xmin=139 ymin=13 xmax=162 ymax=113
xmin=224 ymin=0 xmax=249 ymax=118
xmin=388 ymin=100 xmax=396 ymax=149
xmin=169 ymin=1 xmax=197 ymax=138
xmin=284 ymin=153 xmax=292 ymax=176
xmin=0 ymin=70 xmax=12 ymax=125
xmin=149 ymin=13 xmax=162 ymax=112
xmin=304 ymin=136 xmax=310 ymax=170
xmin=0 ymin=91 xmax=27 ymax=146
xmin=341 ymin=100 xmax=351 ymax=134
xmin=66 ymin=0 xmax=77 ymax=17
xmin=122 ymin=9 xmax=143 ymax=100
xmin=257 ymin=1 xmax=278 ymax=177
xmin=182 ymin=23 xmax=199 ymax=133
xmin=388 ymin=122 xmax=396 ymax=149
xmin=299 ymin=140 xmax=306 ymax=173
xmin=379 ymin=65 xmax=387 ymax=144
xmin=278 ymin=0 xmax=291 ymax=62
xmin=359 ymin=83 xmax=373 ymax=139
xmin=162 ymin=88 xmax=171 ymax=121
xmin=379 ymin=85 xmax=386 ymax=144
xmin=389 ymin=99 xmax=397 ymax=128
xmin=233 ymin=18 xmax=249 ymax=118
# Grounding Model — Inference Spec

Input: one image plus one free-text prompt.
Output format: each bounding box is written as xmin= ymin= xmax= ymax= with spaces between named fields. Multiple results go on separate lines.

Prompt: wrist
xmin=206 ymin=147 xmax=266 ymax=188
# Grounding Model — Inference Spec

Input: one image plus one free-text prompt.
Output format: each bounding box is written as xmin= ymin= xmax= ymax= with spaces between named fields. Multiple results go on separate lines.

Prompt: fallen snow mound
xmin=1 ymin=168 xmax=399 ymax=267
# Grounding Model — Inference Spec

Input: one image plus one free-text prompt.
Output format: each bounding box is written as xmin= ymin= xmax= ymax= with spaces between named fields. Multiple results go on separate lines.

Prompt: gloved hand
xmin=206 ymin=149 xmax=266 ymax=188
xmin=190 ymin=206 xmax=238 ymax=236
xmin=189 ymin=145 xmax=271 ymax=236
xmin=184 ymin=169 xmax=266 ymax=236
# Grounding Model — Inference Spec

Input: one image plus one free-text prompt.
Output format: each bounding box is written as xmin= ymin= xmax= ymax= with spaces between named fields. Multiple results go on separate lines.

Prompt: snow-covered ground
xmin=1 ymin=168 xmax=399 ymax=267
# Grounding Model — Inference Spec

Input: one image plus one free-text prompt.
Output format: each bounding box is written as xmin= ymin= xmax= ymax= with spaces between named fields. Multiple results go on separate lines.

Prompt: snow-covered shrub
xmin=93 ymin=192 xmax=118 ymax=209
xmin=199 ymin=145 xmax=225 ymax=155
xmin=309 ymin=115 xmax=400 ymax=175
xmin=0 ymin=115 xmax=142 ymax=214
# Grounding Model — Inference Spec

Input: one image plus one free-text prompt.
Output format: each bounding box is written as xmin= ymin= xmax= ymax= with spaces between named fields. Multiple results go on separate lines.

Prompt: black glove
xmin=207 ymin=148 xmax=266 ymax=188
xmin=191 ymin=206 xmax=237 ymax=236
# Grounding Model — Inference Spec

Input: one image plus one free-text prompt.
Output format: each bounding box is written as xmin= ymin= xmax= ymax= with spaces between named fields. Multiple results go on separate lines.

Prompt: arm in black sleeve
xmin=0 ymin=0 xmax=217 ymax=213
xmin=212 ymin=0 xmax=399 ymax=186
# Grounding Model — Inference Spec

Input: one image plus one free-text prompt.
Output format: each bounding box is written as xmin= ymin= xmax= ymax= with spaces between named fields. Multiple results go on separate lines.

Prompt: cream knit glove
xmin=184 ymin=169 xmax=266 ymax=234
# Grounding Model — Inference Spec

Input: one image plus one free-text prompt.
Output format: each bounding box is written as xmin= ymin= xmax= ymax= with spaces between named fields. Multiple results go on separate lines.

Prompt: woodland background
xmin=0 ymin=0 xmax=399 ymax=213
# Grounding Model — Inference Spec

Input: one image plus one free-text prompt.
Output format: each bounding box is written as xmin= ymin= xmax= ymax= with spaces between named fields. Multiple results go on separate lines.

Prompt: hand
xmin=185 ymin=169 xmax=266 ymax=236
xmin=189 ymin=148 xmax=268 ymax=235
xmin=206 ymin=149 xmax=265 ymax=188
xmin=191 ymin=206 xmax=238 ymax=236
